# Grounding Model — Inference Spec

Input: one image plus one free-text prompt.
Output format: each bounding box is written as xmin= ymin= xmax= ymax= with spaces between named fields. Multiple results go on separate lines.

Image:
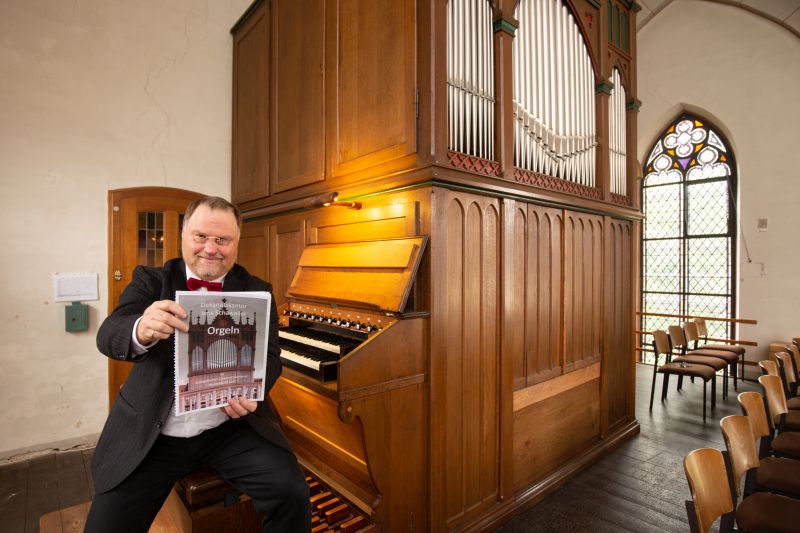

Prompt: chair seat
xmin=657 ymin=362 xmax=716 ymax=380
xmin=672 ymin=355 xmax=727 ymax=371
xmin=688 ymin=348 xmax=738 ymax=363
xmin=700 ymin=343 xmax=746 ymax=355
xmin=788 ymin=396 xmax=800 ymax=410
xmin=757 ymin=457 xmax=800 ymax=497
xmin=783 ymin=410 xmax=800 ymax=431
xmin=772 ymin=432 xmax=800 ymax=459
xmin=736 ymin=492 xmax=800 ymax=533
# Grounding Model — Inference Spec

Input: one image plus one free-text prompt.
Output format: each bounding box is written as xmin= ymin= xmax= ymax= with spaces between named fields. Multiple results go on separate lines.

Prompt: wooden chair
xmin=669 ymin=325 xmax=730 ymax=399
xmin=784 ymin=344 xmax=800 ymax=382
xmin=684 ymin=447 xmax=800 ymax=533
xmin=774 ymin=352 xmax=800 ymax=411
xmin=650 ymin=330 xmax=717 ymax=421
xmin=760 ymin=375 xmax=800 ymax=432
xmin=682 ymin=322 xmax=738 ymax=395
xmin=738 ymin=391 xmax=800 ymax=460
xmin=694 ymin=317 xmax=746 ymax=385
xmin=759 ymin=359 xmax=779 ymax=376
xmin=719 ymin=415 xmax=800 ymax=499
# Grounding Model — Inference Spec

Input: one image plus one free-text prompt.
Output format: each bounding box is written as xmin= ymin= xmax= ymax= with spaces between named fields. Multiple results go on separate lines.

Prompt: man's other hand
xmin=222 ymin=397 xmax=257 ymax=419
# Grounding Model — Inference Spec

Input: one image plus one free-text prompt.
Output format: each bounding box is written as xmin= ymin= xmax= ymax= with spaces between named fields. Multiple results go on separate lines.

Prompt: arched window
xmin=641 ymin=114 xmax=737 ymax=357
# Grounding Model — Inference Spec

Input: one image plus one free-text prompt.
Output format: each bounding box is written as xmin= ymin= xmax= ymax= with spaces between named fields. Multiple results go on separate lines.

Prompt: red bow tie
xmin=187 ymin=277 xmax=223 ymax=292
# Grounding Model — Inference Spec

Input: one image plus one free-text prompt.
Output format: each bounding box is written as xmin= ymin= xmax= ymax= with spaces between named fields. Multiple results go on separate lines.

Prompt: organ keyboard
xmin=270 ymin=236 xmax=429 ymax=530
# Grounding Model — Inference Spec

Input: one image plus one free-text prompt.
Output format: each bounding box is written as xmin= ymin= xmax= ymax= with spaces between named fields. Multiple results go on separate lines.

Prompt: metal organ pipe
xmin=609 ymin=68 xmax=627 ymax=195
xmin=512 ymin=0 xmax=596 ymax=187
xmin=447 ymin=0 xmax=495 ymax=162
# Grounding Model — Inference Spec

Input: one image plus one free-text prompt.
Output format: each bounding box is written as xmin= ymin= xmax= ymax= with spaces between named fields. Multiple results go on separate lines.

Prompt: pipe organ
xmin=609 ymin=67 xmax=628 ymax=195
xmin=513 ymin=0 xmax=597 ymax=186
xmin=230 ymin=0 xmax=641 ymax=530
xmin=447 ymin=0 xmax=496 ymax=160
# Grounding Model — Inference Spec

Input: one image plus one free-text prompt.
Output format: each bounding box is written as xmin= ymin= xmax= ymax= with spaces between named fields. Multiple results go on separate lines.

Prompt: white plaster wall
xmin=0 ymin=0 xmax=251 ymax=458
xmin=637 ymin=0 xmax=800 ymax=367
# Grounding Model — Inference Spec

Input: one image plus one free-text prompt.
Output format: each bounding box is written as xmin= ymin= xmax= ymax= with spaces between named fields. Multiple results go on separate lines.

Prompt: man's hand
xmin=135 ymin=300 xmax=188 ymax=345
xmin=221 ymin=397 xmax=257 ymax=419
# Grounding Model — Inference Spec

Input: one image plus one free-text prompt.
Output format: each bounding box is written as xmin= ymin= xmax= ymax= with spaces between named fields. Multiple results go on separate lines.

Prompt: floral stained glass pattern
xmin=640 ymin=115 xmax=737 ymax=362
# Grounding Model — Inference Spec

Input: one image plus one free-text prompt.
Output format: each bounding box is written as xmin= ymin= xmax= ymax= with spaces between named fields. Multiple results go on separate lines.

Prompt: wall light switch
xmin=757 ymin=218 xmax=768 ymax=232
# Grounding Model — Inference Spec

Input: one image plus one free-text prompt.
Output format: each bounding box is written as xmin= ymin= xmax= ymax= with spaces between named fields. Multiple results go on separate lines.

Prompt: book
xmin=173 ymin=291 xmax=271 ymax=416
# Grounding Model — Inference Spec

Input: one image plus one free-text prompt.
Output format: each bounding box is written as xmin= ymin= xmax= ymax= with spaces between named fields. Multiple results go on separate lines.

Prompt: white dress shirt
xmin=130 ymin=267 xmax=229 ymax=437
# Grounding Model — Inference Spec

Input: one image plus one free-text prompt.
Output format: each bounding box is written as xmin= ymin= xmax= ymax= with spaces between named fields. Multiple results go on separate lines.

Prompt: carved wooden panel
xmin=232 ymin=3 xmax=269 ymax=204
xmin=563 ymin=212 xmax=604 ymax=373
xmin=268 ymin=218 xmax=306 ymax=307
xmin=604 ymin=218 xmax=633 ymax=431
xmin=238 ymin=218 xmax=269 ymax=281
xmin=271 ymin=0 xmax=325 ymax=193
xmin=307 ymin=201 xmax=419 ymax=244
xmin=517 ymin=204 xmax=564 ymax=387
xmin=512 ymin=369 xmax=600 ymax=489
xmin=327 ymin=0 xmax=416 ymax=178
xmin=433 ymin=190 xmax=500 ymax=529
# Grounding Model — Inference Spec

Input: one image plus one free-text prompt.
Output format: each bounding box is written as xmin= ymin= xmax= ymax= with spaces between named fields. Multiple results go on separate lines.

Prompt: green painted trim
xmin=493 ymin=17 xmax=517 ymax=36
xmin=341 ymin=178 xmax=641 ymax=221
xmin=245 ymin=177 xmax=642 ymax=223
xmin=631 ymin=1 xmax=642 ymax=13
xmin=618 ymin=0 xmax=634 ymax=9
xmin=626 ymin=98 xmax=642 ymax=111
xmin=587 ymin=0 xmax=602 ymax=8
xmin=596 ymin=80 xmax=614 ymax=94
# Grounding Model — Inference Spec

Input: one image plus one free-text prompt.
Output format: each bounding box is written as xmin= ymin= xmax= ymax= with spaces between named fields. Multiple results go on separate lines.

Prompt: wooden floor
xmin=0 ymin=364 xmax=754 ymax=532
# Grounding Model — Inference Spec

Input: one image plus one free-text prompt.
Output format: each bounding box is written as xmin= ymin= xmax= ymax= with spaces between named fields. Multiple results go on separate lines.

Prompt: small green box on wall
xmin=65 ymin=302 xmax=88 ymax=332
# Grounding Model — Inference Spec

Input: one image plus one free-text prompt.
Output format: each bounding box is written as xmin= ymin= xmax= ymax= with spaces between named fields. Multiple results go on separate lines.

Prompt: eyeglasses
xmin=190 ymin=233 xmax=234 ymax=247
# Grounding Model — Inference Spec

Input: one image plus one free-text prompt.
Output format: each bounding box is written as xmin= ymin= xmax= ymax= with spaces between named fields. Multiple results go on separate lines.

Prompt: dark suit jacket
xmin=92 ymin=258 xmax=290 ymax=494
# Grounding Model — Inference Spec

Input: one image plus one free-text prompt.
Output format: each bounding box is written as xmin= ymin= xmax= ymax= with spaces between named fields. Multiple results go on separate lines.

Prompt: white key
xmin=280 ymin=348 xmax=321 ymax=370
xmin=279 ymin=330 xmax=342 ymax=354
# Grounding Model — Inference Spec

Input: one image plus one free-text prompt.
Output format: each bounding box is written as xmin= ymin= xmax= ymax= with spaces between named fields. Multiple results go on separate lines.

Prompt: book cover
xmin=173 ymin=291 xmax=271 ymax=416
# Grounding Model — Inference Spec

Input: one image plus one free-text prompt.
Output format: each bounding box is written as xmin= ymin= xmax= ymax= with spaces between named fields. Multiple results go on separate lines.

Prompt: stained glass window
xmin=640 ymin=114 xmax=737 ymax=361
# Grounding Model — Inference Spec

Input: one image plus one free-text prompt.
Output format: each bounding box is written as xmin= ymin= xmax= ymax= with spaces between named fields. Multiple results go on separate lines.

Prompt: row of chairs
xmin=683 ymin=358 xmax=800 ymax=531
xmin=649 ymin=319 xmax=746 ymax=421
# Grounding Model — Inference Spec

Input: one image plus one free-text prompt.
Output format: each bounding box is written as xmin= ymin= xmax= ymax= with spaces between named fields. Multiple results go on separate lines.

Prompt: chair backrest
xmin=695 ymin=317 xmax=709 ymax=340
xmin=719 ymin=415 xmax=760 ymax=496
xmin=793 ymin=337 xmax=800 ymax=350
xmin=684 ymin=448 xmax=735 ymax=533
xmin=785 ymin=344 xmax=800 ymax=380
xmin=775 ymin=351 xmax=797 ymax=386
xmin=652 ymin=330 xmax=671 ymax=364
xmin=758 ymin=359 xmax=779 ymax=377
xmin=684 ymin=321 xmax=701 ymax=348
xmin=738 ymin=391 xmax=771 ymax=439
xmin=668 ymin=325 xmax=688 ymax=352
xmin=759 ymin=374 xmax=789 ymax=423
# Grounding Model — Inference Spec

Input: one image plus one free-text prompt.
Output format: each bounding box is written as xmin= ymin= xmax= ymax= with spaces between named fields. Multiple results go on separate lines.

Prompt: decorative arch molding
xmin=638 ymin=103 xmax=738 ymax=168
xmin=638 ymin=0 xmax=800 ymax=41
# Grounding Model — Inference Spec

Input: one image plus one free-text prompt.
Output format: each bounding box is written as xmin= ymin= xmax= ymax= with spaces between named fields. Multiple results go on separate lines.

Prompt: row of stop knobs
xmin=283 ymin=309 xmax=381 ymax=332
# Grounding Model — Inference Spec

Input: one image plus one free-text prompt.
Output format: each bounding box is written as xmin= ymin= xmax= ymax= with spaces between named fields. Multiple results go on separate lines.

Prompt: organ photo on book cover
xmin=173 ymin=291 xmax=271 ymax=415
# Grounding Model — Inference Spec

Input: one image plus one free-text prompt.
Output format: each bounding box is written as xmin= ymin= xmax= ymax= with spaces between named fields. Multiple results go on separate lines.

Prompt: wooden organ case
xmin=271 ymin=237 xmax=429 ymax=529
xmin=231 ymin=0 xmax=641 ymax=530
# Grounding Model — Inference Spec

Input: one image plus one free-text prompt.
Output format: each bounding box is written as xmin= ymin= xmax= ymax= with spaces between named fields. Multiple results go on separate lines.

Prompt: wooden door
xmin=106 ymin=187 xmax=204 ymax=408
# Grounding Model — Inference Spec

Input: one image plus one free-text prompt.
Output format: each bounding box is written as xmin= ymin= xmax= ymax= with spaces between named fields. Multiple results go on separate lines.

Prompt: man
xmin=85 ymin=196 xmax=311 ymax=532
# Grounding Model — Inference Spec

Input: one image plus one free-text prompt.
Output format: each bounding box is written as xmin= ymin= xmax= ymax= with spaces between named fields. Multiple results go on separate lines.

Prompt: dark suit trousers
xmin=84 ymin=420 xmax=311 ymax=533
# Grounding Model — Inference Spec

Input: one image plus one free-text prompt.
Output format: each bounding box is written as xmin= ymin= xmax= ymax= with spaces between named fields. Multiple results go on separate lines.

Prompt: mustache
xmin=196 ymin=253 xmax=224 ymax=260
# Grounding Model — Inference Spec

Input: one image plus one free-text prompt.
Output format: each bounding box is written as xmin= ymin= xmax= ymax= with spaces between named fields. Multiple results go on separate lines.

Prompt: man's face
xmin=181 ymin=205 xmax=240 ymax=281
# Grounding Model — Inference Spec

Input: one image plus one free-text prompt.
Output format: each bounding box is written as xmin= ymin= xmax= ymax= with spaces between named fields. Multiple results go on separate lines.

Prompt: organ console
xmin=269 ymin=236 xmax=430 ymax=530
